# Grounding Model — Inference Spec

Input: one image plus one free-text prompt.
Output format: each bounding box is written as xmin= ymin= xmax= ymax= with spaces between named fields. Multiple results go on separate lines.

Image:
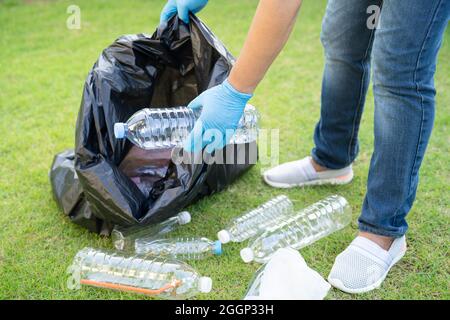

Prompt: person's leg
xmin=263 ymin=0 xmax=382 ymax=187
xmin=329 ymin=0 xmax=450 ymax=294
xmin=359 ymin=0 xmax=450 ymax=238
xmin=312 ymin=0 xmax=382 ymax=170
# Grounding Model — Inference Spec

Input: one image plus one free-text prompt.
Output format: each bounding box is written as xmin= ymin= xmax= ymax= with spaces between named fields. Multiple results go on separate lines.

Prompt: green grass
xmin=0 ymin=0 xmax=449 ymax=300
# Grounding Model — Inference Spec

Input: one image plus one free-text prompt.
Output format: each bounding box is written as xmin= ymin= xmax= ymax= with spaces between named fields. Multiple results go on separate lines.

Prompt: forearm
xmin=228 ymin=0 xmax=302 ymax=93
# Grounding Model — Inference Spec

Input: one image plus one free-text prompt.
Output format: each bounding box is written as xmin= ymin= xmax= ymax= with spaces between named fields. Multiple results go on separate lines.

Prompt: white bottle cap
xmin=114 ymin=123 xmax=127 ymax=139
xmin=198 ymin=277 xmax=213 ymax=293
xmin=217 ymin=230 xmax=231 ymax=244
xmin=177 ymin=211 xmax=191 ymax=225
xmin=240 ymin=248 xmax=254 ymax=263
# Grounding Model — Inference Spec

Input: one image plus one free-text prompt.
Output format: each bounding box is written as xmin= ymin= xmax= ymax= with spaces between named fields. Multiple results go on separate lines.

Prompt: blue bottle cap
xmin=213 ymin=240 xmax=222 ymax=255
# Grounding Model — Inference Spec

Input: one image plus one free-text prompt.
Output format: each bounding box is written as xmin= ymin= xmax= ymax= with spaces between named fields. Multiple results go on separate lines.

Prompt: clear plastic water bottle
xmin=217 ymin=195 xmax=294 ymax=244
xmin=231 ymin=104 xmax=259 ymax=144
xmin=111 ymin=211 xmax=191 ymax=251
xmin=240 ymin=195 xmax=352 ymax=264
xmin=135 ymin=237 xmax=222 ymax=260
xmin=68 ymin=247 xmax=212 ymax=299
xmin=114 ymin=104 xmax=259 ymax=149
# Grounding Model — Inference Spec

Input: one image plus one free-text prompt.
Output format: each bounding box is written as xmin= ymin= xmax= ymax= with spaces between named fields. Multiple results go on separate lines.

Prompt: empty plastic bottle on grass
xmin=69 ymin=247 xmax=212 ymax=299
xmin=217 ymin=195 xmax=294 ymax=244
xmin=240 ymin=195 xmax=352 ymax=264
xmin=111 ymin=211 xmax=191 ymax=251
xmin=135 ymin=237 xmax=222 ymax=260
xmin=114 ymin=104 xmax=259 ymax=149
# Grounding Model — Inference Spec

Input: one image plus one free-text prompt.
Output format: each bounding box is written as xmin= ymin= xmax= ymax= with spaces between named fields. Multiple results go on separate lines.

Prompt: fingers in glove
xmin=160 ymin=2 xmax=177 ymax=24
xmin=183 ymin=119 xmax=205 ymax=153
xmin=177 ymin=2 xmax=190 ymax=23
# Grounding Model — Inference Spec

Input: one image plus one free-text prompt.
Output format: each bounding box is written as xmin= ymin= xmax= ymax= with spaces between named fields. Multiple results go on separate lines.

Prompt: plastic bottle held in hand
xmin=135 ymin=237 xmax=222 ymax=260
xmin=217 ymin=195 xmax=294 ymax=244
xmin=114 ymin=104 xmax=259 ymax=150
xmin=111 ymin=211 xmax=191 ymax=251
xmin=240 ymin=195 xmax=352 ymax=264
xmin=69 ymin=247 xmax=212 ymax=299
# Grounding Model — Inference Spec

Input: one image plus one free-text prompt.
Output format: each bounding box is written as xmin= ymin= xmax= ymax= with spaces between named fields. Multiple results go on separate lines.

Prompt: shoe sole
xmin=327 ymin=249 xmax=406 ymax=294
xmin=263 ymin=171 xmax=354 ymax=189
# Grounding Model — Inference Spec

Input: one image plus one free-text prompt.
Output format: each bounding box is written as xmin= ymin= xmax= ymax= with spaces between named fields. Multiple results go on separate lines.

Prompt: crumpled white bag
xmin=244 ymin=247 xmax=330 ymax=300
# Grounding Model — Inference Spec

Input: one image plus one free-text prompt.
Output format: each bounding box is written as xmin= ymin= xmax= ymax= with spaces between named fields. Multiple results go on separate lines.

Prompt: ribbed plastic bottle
xmin=69 ymin=247 xmax=212 ymax=299
xmin=240 ymin=195 xmax=352 ymax=264
xmin=111 ymin=211 xmax=191 ymax=251
xmin=135 ymin=237 xmax=222 ymax=260
xmin=217 ymin=195 xmax=294 ymax=244
xmin=114 ymin=104 xmax=259 ymax=149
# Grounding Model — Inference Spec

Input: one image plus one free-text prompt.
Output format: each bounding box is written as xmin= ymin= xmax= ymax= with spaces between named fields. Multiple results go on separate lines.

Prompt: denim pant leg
xmin=312 ymin=0 xmax=382 ymax=169
xmin=359 ymin=0 xmax=450 ymax=237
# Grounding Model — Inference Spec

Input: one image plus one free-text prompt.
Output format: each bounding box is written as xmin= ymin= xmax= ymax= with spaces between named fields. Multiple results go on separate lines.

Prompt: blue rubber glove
xmin=184 ymin=79 xmax=253 ymax=153
xmin=160 ymin=0 xmax=208 ymax=25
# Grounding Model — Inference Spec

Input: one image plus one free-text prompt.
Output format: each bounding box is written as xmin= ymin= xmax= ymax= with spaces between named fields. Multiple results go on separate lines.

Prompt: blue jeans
xmin=312 ymin=0 xmax=450 ymax=237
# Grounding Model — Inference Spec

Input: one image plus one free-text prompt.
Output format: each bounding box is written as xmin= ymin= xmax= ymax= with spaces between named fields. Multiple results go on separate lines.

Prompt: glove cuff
xmin=223 ymin=79 xmax=253 ymax=102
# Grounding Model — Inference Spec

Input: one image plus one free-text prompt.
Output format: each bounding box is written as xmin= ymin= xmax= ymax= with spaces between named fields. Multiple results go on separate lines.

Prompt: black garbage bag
xmin=50 ymin=16 xmax=256 ymax=234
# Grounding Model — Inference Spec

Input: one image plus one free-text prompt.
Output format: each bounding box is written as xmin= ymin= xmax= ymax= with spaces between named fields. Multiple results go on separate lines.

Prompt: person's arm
xmin=184 ymin=0 xmax=303 ymax=152
xmin=229 ymin=0 xmax=302 ymax=93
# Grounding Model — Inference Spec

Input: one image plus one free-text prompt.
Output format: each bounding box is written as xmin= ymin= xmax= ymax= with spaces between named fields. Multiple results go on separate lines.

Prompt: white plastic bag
xmin=244 ymin=248 xmax=330 ymax=300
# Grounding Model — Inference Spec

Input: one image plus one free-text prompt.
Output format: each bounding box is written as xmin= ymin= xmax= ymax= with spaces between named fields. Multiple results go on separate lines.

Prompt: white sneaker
xmin=263 ymin=156 xmax=353 ymax=188
xmin=327 ymin=235 xmax=407 ymax=294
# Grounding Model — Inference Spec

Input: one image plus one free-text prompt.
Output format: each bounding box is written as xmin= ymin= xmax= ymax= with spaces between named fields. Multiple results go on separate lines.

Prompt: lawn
xmin=0 ymin=0 xmax=448 ymax=300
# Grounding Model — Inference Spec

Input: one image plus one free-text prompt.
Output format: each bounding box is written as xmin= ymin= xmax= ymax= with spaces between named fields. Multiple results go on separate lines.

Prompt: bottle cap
xmin=114 ymin=123 xmax=127 ymax=139
xmin=213 ymin=241 xmax=222 ymax=255
xmin=240 ymin=248 xmax=254 ymax=263
xmin=217 ymin=230 xmax=231 ymax=244
xmin=177 ymin=211 xmax=191 ymax=225
xmin=198 ymin=277 xmax=213 ymax=293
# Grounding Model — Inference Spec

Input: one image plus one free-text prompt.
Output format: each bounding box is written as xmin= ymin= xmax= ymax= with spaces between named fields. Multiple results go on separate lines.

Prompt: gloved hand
xmin=160 ymin=0 xmax=209 ymax=25
xmin=184 ymin=79 xmax=253 ymax=153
